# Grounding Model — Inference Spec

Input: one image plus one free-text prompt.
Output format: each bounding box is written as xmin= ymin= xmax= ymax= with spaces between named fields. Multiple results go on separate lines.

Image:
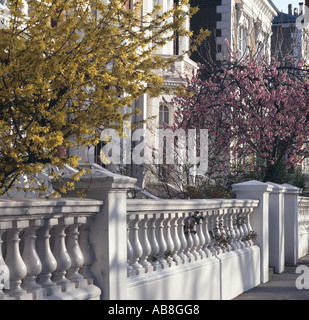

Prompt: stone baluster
xmin=126 ymin=221 xmax=134 ymax=277
xmin=190 ymin=212 xmax=201 ymax=261
xmin=227 ymin=208 xmax=237 ymax=251
xmin=236 ymin=209 xmax=245 ymax=249
xmin=177 ymin=213 xmax=189 ymax=263
xmin=51 ymin=217 xmax=72 ymax=290
xmin=163 ymin=213 xmax=176 ymax=267
xmin=138 ymin=214 xmax=152 ymax=272
xmin=0 ymin=228 xmax=10 ymax=300
xmin=299 ymin=204 xmax=304 ymax=232
xmin=248 ymin=207 xmax=256 ymax=246
xmin=147 ymin=215 xmax=160 ymax=270
xmin=306 ymin=205 xmax=309 ymax=232
xmin=299 ymin=206 xmax=302 ymax=230
xmin=170 ymin=213 xmax=182 ymax=265
xmin=156 ymin=213 xmax=168 ymax=268
xmin=196 ymin=212 xmax=206 ymax=259
xmin=66 ymin=216 xmax=86 ymax=285
xmin=78 ymin=216 xmax=101 ymax=300
xmin=239 ymin=208 xmax=250 ymax=247
xmin=214 ymin=210 xmax=222 ymax=253
xmin=208 ymin=210 xmax=218 ymax=256
xmin=21 ymin=220 xmax=45 ymax=299
xmin=304 ymin=204 xmax=308 ymax=232
xmin=232 ymin=209 xmax=241 ymax=250
xmin=209 ymin=210 xmax=218 ymax=256
xmin=184 ymin=214 xmax=194 ymax=262
xmin=244 ymin=208 xmax=255 ymax=246
xmin=4 ymin=221 xmax=31 ymax=299
xmin=221 ymin=209 xmax=232 ymax=252
xmin=79 ymin=216 xmax=96 ymax=283
xmin=202 ymin=211 xmax=212 ymax=257
xmin=36 ymin=218 xmax=59 ymax=298
xmin=216 ymin=209 xmax=229 ymax=253
xmin=128 ymin=215 xmax=143 ymax=273
xmin=0 ymin=230 xmax=5 ymax=300
xmin=306 ymin=207 xmax=309 ymax=233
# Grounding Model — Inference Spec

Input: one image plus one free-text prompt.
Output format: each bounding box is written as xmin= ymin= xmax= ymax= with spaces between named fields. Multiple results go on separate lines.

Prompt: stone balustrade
xmin=298 ymin=196 xmax=309 ymax=258
xmin=0 ymin=198 xmax=102 ymax=300
xmin=298 ymin=197 xmax=309 ymax=232
xmin=50 ymin=165 xmax=306 ymax=299
xmin=126 ymin=198 xmax=259 ymax=277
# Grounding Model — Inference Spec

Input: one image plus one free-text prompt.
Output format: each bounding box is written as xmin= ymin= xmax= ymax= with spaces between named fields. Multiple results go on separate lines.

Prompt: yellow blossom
xmin=0 ymin=0 xmax=198 ymax=195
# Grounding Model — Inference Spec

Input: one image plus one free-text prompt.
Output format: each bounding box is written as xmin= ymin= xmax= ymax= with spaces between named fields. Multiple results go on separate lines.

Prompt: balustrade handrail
xmin=298 ymin=196 xmax=309 ymax=205
xmin=127 ymin=198 xmax=259 ymax=213
xmin=0 ymin=198 xmax=102 ymax=216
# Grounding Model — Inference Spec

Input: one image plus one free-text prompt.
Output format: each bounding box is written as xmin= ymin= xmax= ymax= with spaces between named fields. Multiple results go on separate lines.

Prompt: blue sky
xmin=272 ymin=0 xmax=304 ymax=13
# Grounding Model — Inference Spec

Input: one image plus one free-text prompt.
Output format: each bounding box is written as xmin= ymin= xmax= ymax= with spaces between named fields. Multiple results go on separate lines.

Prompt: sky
xmin=272 ymin=0 xmax=304 ymax=13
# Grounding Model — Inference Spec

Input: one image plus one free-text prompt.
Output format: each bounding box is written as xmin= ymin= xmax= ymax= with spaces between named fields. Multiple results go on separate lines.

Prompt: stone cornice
xmin=238 ymin=0 xmax=277 ymax=27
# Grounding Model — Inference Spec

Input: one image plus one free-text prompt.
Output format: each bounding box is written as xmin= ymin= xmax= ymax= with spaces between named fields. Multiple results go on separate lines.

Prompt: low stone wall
xmin=126 ymin=198 xmax=260 ymax=300
xmin=0 ymin=198 xmax=102 ymax=300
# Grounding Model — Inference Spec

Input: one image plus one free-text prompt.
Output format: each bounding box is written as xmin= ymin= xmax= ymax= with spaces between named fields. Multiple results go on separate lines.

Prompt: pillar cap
xmin=266 ymin=182 xmax=287 ymax=193
xmin=52 ymin=163 xmax=137 ymax=193
xmin=232 ymin=180 xmax=274 ymax=193
xmin=282 ymin=183 xmax=302 ymax=194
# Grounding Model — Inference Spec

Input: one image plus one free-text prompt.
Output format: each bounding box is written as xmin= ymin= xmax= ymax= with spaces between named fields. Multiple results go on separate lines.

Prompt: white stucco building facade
xmin=216 ymin=0 xmax=277 ymax=60
xmin=69 ymin=0 xmax=198 ymax=189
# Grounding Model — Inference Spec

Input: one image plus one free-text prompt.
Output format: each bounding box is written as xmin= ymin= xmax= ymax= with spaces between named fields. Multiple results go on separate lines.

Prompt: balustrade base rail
xmin=0 ymin=198 xmax=103 ymax=300
xmin=127 ymin=245 xmax=260 ymax=300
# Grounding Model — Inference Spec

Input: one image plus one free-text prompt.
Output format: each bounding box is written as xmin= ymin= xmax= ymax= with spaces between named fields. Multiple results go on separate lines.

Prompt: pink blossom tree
xmin=170 ymin=52 xmax=309 ymax=183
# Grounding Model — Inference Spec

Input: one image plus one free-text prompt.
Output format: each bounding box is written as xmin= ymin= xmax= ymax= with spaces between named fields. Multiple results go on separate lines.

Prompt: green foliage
xmin=185 ymin=184 xmax=234 ymax=199
xmin=183 ymin=211 xmax=205 ymax=237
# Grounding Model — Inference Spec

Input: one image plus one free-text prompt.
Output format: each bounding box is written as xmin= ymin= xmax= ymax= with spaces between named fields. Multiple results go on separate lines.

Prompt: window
xmin=159 ymin=105 xmax=170 ymax=129
xmin=173 ymin=0 xmax=180 ymax=55
xmin=173 ymin=31 xmax=180 ymax=55
xmin=158 ymin=104 xmax=170 ymax=178
xmin=238 ymin=26 xmax=248 ymax=55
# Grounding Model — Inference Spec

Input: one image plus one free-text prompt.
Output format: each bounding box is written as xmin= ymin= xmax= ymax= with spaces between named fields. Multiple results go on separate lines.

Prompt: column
xmin=266 ymin=182 xmax=287 ymax=273
xmin=61 ymin=168 xmax=137 ymax=300
xmin=232 ymin=180 xmax=273 ymax=284
xmin=282 ymin=183 xmax=301 ymax=265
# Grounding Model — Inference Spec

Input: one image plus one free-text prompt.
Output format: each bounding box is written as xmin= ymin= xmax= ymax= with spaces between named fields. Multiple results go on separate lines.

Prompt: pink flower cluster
xmin=169 ymin=52 xmax=309 ymax=179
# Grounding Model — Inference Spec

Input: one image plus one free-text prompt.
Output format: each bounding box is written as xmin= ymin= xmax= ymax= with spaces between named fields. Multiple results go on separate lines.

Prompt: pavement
xmin=234 ymin=255 xmax=309 ymax=300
